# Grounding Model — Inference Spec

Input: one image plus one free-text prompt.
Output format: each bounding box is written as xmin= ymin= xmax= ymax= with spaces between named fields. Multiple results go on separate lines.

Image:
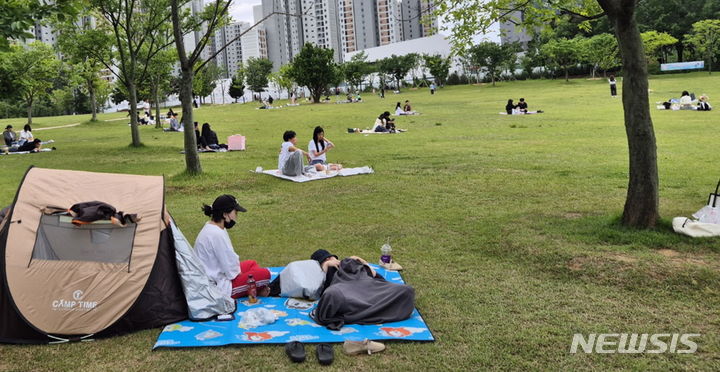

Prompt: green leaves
xmin=288 ymin=43 xmax=336 ymax=103
xmin=245 ymin=57 xmax=274 ymax=93
xmin=684 ymin=19 xmax=720 ymax=73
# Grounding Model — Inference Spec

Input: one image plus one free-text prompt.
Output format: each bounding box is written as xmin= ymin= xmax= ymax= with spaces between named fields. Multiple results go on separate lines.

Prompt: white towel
xmin=255 ymin=166 xmax=374 ymax=183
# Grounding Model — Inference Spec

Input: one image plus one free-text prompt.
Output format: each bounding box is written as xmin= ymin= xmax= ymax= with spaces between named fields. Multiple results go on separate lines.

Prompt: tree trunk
xmin=676 ymin=43 xmax=684 ymax=62
xmin=171 ymin=0 xmax=201 ymax=175
xmin=26 ymin=100 xmax=33 ymax=125
xmin=88 ymin=79 xmax=97 ymax=122
xmin=607 ymin=7 xmax=659 ymax=228
xmin=180 ymin=67 xmax=201 ymax=174
xmin=312 ymin=88 xmax=321 ymax=103
xmin=128 ymin=82 xmax=141 ymax=147
xmin=565 ymin=68 xmax=569 ymax=82
xmin=154 ymin=83 xmax=162 ymax=129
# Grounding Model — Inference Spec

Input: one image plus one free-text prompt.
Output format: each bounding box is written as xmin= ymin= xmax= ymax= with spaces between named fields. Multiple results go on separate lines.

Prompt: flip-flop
xmin=285 ymin=341 xmax=306 ymax=363
xmin=316 ymin=343 xmax=334 ymax=365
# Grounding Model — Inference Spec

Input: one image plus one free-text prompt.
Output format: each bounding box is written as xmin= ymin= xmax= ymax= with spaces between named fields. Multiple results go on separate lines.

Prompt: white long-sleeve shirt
xmin=194 ymin=223 xmax=240 ymax=297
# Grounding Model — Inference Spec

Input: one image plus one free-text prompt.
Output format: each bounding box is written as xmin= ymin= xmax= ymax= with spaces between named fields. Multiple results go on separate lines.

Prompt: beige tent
xmin=0 ymin=167 xmax=188 ymax=343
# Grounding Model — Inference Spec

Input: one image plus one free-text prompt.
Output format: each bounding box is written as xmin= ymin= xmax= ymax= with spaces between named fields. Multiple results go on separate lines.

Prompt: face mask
xmin=224 ymin=219 xmax=236 ymax=229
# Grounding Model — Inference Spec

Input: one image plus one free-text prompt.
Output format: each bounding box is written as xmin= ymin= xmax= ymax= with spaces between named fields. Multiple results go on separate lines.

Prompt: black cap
xmin=311 ymin=249 xmax=338 ymax=264
xmin=5 ymin=125 xmax=12 ymax=129
xmin=212 ymin=194 xmax=247 ymax=213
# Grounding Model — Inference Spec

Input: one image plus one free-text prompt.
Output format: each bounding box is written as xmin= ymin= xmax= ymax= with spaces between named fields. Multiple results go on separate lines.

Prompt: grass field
xmin=1 ymin=72 xmax=719 ymax=371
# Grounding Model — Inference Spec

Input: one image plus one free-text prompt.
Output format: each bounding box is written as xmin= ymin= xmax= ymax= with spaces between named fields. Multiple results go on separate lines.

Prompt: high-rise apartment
xmin=259 ymin=0 xmax=304 ymax=70
xmin=301 ymin=0 xmax=342 ymax=62
xmin=398 ymin=0 xmax=437 ymax=41
xmin=338 ymin=0 xmax=400 ymax=55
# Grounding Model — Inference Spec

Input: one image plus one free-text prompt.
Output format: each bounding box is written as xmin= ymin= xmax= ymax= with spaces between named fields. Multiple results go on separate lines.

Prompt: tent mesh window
xmin=31 ymin=215 xmax=136 ymax=263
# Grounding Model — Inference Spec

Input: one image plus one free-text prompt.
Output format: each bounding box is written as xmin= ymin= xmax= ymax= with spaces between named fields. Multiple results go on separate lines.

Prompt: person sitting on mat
xmin=679 ymin=91 xmax=694 ymax=110
xmin=308 ymin=126 xmax=342 ymax=172
xmin=697 ymin=95 xmax=712 ymax=111
xmin=517 ymin=98 xmax=528 ymax=113
xmin=201 ymin=123 xmax=228 ymax=150
xmin=403 ymin=100 xmax=413 ymax=113
xmin=18 ymin=124 xmax=34 ymax=147
xmin=195 ymin=194 xmax=271 ymax=299
xmin=395 ymin=102 xmax=406 ymax=115
xmin=505 ymin=99 xmax=516 ymax=115
xmin=373 ymin=112 xmax=396 ymax=133
xmin=194 ymin=122 xmax=210 ymax=151
xmin=279 ymin=130 xmax=311 ymax=176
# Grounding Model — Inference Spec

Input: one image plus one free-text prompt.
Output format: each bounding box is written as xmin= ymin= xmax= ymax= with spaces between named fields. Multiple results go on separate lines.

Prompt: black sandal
xmin=285 ymin=341 xmax=305 ymax=363
xmin=316 ymin=343 xmax=334 ymax=365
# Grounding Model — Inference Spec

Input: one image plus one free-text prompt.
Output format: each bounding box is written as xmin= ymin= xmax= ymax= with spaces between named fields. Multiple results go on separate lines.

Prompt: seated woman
xmin=679 ymin=91 xmax=694 ymax=109
xmin=394 ymin=102 xmax=404 ymax=115
xmin=18 ymin=124 xmax=34 ymax=146
xmin=516 ymin=98 xmax=528 ymax=113
xmin=697 ymin=96 xmax=712 ymax=111
xmin=373 ymin=112 xmax=395 ymax=132
xmin=505 ymin=99 xmax=516 ymax=114
xmin=201 ymin=123 xmax=228 ymax=150
xmin=308 ymin=126 xmax=342 ymax=172
xmin=278 ymin=130 xmax=312 ymax=176
xmin=195 ymin=195 xmax=271 ymax=299
xmin=194 ymin=122 xmax=210 ymax=150
xmin=403 ymin=100 xmax=413 ymax=113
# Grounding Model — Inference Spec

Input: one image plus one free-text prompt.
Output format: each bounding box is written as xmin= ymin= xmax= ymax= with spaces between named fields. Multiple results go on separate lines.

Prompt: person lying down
xmin=267 ymin=249 xmax=415 ymax=330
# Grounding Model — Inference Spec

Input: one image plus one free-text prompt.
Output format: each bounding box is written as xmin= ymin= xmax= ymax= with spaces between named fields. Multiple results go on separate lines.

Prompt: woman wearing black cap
xmin=194 ymin=195 xmax=271 ymax=299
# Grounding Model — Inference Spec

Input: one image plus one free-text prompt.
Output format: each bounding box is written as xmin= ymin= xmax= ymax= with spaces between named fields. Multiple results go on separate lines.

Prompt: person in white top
xmin=679 ymin=91 xmax=694 ymax=109
xmin=194 ymin=195 xmax=271 ymax=299
xmin=278 ymin=130 xmax=311 ymax=176
xmin=308 ymin=126 xmax=342 ymax=172
xmin=18 ymin=124 xmax=34 ymax=146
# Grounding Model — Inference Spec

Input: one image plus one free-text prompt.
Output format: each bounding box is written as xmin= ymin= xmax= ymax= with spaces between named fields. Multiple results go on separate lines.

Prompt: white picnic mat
xmin=256 ymin=166 xmax=374 ymax=182
xmin=1 ymin=148 xmax=54 ymax=155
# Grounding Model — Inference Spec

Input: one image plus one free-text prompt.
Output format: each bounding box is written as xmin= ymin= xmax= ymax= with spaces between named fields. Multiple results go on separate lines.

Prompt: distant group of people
xmin=3 ymin=124 xmax=49 ymax=153
xmin=661 ymin=91 xmax=712 ymax=111
xmin=277 ymin=127 xmax=342 ymax=176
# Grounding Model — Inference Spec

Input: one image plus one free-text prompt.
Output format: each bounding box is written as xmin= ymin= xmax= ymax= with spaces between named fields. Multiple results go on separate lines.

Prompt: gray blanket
xmin=311 ymin=258 xmax=415 ymax=330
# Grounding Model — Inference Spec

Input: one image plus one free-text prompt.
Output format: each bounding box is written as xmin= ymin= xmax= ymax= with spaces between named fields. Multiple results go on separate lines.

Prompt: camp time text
xmin=52 ymin=299 xmax=98 ymax=311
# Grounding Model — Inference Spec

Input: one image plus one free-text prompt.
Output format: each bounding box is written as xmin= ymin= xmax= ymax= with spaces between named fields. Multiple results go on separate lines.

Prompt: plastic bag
xmin=280 ymin=260 xmax=325 ymax=300
xmin=240 ymin=308 xmax=278 ymax=328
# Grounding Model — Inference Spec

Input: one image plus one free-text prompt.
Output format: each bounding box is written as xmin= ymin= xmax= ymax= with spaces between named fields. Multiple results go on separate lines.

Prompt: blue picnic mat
xmin=153 ymin=265 xmax=434 ymax=348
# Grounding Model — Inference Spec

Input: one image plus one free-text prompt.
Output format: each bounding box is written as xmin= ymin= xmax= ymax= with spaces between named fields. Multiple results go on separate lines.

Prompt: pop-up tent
xmin=0 ymin=167 xmax=233 ymax=344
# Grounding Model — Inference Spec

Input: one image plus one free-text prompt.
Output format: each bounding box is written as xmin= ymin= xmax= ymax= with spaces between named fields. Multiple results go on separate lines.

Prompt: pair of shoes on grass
xmin=343 ymin=339 xmax=386 ymax=355
xmin=285 ymin=341 xmax=333 ymax=365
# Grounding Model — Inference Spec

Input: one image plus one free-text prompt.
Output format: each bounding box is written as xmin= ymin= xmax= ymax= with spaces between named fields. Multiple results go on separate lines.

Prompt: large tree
xmin=56 ymin=17 xmax=110 ymax=122
xmin=6 ymin=43 xmax=60 ymax=125
xmin=343 ymin=51 xmax=371 ymax=92
xmin=377 ymin=54 xmax=416 ymax=92
xmin=289 ymin=43 xmax=336 ymax=103
xmin=423 ymin=54 xmax=452 ymax=86
xmin=684 ymin=19 xmax=720 ymax=74
xmin=245 ymin=57 xmax=274 ymax=99
xmin=90 ymin=0 xmax=173 ymax=147
xmin=640 ymin=30 xmax=678 ymax=65
xmin=269 ymin=64 xmax=296 ymax=99
xmin=229 ymin=68 xmax=246 ymax=103
xmin=583 ymin=33 xmax=620 ymax=77
xmin=540 ymin=37 xmax=584 ymax=81
xmin=468 ymin=41 xmax=515 ymax=86
xmin=437 ymin=0 xmax=660 ymax=228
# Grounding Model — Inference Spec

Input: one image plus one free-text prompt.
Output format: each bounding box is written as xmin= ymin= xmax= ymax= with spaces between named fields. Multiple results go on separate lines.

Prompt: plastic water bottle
xmin=247 ymin=274 xmax=257 ymax=304
xmin=380 ymin=241 xmax=392 ymax=264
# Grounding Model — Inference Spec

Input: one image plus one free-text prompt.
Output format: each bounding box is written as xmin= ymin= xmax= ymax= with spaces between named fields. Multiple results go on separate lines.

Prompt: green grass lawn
xmin=1 ymin=72 xmax=719 ymax=371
